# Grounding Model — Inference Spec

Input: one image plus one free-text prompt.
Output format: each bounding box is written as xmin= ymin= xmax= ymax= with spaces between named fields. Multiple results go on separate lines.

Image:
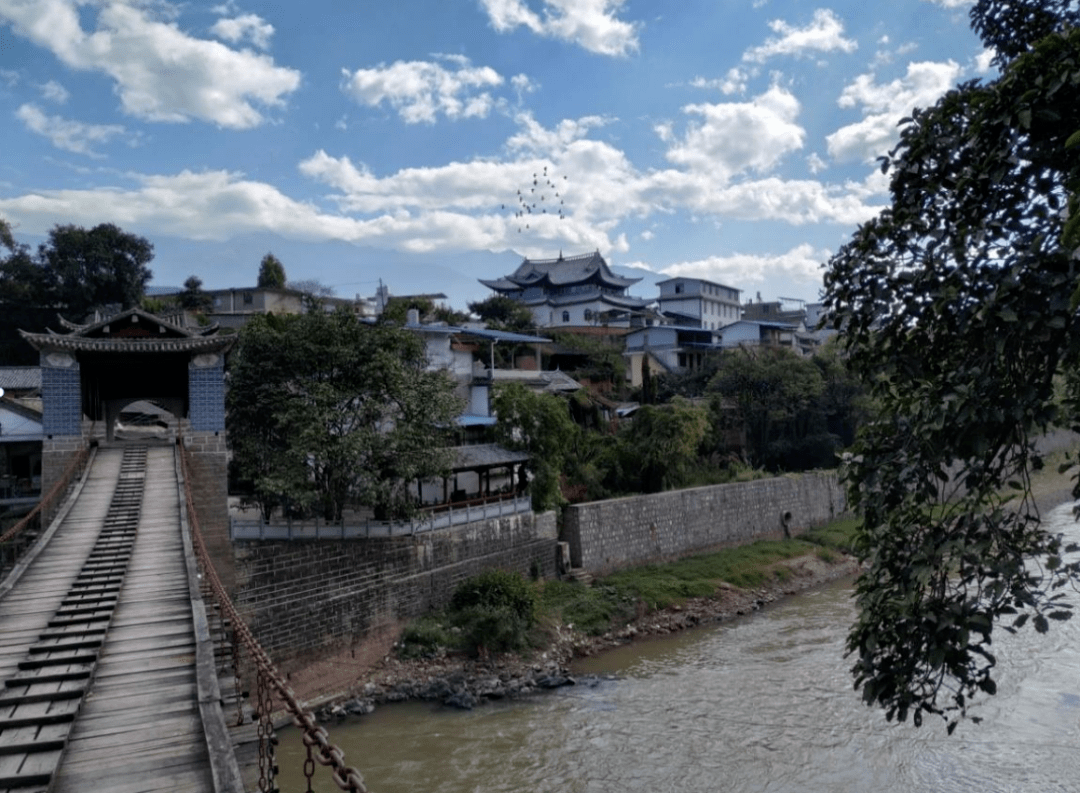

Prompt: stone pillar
xmin=185 ymin=354 xmax=235 ymax=593
xmin=39 ymin=353 xmax=85 ymax=524
xmin=183 ymin=429 xmax=235 ymax=593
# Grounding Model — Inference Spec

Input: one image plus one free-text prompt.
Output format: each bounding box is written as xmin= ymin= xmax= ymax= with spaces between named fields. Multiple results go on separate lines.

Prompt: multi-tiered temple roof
xmin=479 ymin=252 xmax=651 ymax=326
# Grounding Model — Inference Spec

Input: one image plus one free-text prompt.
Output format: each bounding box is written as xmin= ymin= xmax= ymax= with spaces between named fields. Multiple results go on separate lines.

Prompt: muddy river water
xmin=277 ymin=502 xmax=1080 ymax=792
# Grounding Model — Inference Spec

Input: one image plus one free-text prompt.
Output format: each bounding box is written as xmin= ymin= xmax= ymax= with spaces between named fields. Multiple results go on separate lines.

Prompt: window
xmin=584 ymin=309 xmax=593 ymax=321
xmin=243 ymin=292 xmax=253 ymax=305
xmin=562 ymin=310 xmax=570 ymax=323
xmin=675 ymin=283 xmax=684 ymax=294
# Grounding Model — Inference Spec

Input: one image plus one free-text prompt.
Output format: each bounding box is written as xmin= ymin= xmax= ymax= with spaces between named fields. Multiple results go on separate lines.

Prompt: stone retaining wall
xmin=563 ymin=471 xmax=846 ymax=576
xmin=232 ymin=511 xmax=558 ymax=670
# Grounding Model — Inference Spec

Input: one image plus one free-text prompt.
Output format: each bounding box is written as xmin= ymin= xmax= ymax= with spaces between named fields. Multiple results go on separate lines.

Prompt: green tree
xmin=708 ymin=348 xmax=831 ymax=471
xmin=550 ymin=331 xmax=626 ymax=388
xmin=227 ymin=310 xmax=462 ymax=521
xmin=38 ymin=223 xmax=153 ymax=316
xmin=0 ymin=218 xmax=54 ymax=364
xmin=0 ymin=219 xmax=47 ymax=307
xmin=179 ymin=275 xmax=213 ymax=312
xmin=468 ymin=294 xmax=534 ymax=332
xmin=823 ymin=0 xmax=1080 ymax=731
xmin=257 ymin=253 xmax=286 ymax=289
xmin=619 ymin=398 xmax=708 ymax=493
xmin=492 ymin=382 xmax=577 ymax=511
xmin=381 ymin=295 xmax=435 ymax=324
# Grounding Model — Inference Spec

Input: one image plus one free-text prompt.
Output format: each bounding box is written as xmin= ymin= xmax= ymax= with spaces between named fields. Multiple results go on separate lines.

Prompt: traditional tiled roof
xmin=19 ymin=334 xmax=236 ymax=354
xmin=523 ymin=292 xmax=651 ymax=310
xmin=480 ymin=251 xmax=640 ymax=292
xmin=453 ymin=327 xmax=551 ymax=344
xmin=489 ymin=369 xmax=581 ymax=392
xmin=20 ymin=306 xmax=236 ymax=355
xmin=451 ymin=443 xmax=530 ymax=470
xmin=0 ymin=367 xmax=42 ymax=391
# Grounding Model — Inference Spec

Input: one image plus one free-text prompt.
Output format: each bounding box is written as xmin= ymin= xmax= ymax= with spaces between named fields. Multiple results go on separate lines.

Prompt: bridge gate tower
xmin=20 ymin=307 xmax=238 ymax=589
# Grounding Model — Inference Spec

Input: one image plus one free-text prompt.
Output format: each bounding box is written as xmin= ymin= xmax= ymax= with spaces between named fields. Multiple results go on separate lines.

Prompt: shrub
xmin=449 ymin=570 xmax=538 ymax=654
xmin=450 ymin=569 xmax=536 ymax=623
xmin=397 ymin=617 xmax=454 ymax=659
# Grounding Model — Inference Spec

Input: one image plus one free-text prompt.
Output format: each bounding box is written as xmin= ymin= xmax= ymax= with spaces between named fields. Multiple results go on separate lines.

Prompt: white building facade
xmin=656 ymin=277 xmax=742 ymax=330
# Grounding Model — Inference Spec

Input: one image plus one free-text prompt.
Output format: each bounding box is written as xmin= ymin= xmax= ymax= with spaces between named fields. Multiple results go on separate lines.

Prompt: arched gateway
xmin=20 ymin=307 xmax=238 ymax=588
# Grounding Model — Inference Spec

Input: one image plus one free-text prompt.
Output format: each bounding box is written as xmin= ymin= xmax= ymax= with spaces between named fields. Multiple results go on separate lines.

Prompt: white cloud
xmin=210 ymin=13 xmax=274 ymax=50
xmin=0 ymin=0 xmax=300 ymax=128
xmin=510 ymin=73 xmax=538 ymax=102
xmin=341 ymin=55 xmax=504 ymax=124
xmin=506 ymin=111 xmax=611 ymax=154
xmin=479 ymin=0 xmax=640 ymax=57
xmin=0 ymin=107 xmax=884 ymax=266
xmin=806 ymin=152 xmax=827 ymax=174
xmin=663 ymin=85 xmax=805 ymax=180
xmin=661 ymin=243 xmax=833 ymax=289
xmin=826 ymin=60 xmax=961 ymax=163
xmin=691 ymin=68 xmax=750 ymax=96
xmin=975 ymin=48 xmax=996 ymax=73
xmin=923 ymin=0 xmax=971 ymax=7
xmin=658 ymin=173 xmax=881 ymax=226
xmin=16 ymin=103 xmax=128 ymax=157
xmin=303 ymin=110 xmax=878 ymax=237
xmin=39 ymin=79 xmax=69 ymax=103
xmin=0 ymin=170 xmax=374 ymax=241
xmin=743 ymin=8 xmax=857 ymax=63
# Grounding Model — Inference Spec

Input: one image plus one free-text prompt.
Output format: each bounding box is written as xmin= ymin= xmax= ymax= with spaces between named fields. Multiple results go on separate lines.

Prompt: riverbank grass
xmin=396 ymin=516 xmax=860 ymax=656
xmin=540 ymin=517 xmax=859 ymax=636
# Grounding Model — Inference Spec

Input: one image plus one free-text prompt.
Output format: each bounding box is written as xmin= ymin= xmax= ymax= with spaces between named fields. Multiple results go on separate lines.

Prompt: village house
xmin=656 ymin=276 xmax=742 ymax=330
xmin=404 ymin=310 xmax=558 ymax=507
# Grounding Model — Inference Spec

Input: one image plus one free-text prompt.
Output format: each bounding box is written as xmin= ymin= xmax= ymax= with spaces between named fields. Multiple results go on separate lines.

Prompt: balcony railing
xmin=229 ymin=493 xmax=532 ymax=540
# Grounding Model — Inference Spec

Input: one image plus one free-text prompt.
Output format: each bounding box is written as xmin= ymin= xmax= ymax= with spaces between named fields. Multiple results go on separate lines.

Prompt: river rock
xmin=536 ymin=674 xmax=575 ymax=689
xmin=445 ymin=691 xmax=477 ymax=710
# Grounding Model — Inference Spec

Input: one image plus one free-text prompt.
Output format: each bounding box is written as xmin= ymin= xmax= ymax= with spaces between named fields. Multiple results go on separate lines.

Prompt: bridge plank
xmin=51 ymin=446 xmax=217 ymax=793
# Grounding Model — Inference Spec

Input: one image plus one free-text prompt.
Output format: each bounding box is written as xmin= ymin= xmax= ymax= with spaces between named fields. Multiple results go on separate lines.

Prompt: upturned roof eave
xmin=18 ymin=331 xmax=237 ymax=355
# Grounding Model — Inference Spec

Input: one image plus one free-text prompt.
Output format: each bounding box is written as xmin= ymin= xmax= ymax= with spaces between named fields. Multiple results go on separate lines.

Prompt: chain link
xmin=179 ymin=443 xmax=369 ymax=793
xmin=304 ymin=742 xmax=316 ymax=793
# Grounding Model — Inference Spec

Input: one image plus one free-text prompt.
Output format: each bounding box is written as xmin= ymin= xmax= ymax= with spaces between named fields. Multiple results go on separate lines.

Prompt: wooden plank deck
xmin=0 ymin=451 xmax=122 ymax=689
xmin=51 ymin=446 xmax=216 ymax=793
xmin=0 ymin=445 xmax=251 ymax=793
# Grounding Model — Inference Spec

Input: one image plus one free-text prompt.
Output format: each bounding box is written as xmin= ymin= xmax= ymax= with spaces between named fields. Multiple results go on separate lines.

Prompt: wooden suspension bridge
xmin=0 ymin=442 xmax=329 ymax=793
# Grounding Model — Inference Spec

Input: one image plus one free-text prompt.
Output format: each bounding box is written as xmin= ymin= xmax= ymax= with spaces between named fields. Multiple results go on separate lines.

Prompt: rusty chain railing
xmin=178 ymin=441 xmax=368 ymax=793
xmin=0 ymin=444 xmax=91 ymax=576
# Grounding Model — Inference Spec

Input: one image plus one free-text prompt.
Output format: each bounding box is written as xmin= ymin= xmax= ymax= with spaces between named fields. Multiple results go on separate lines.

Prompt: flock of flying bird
xmin=502 ymin=166 xmax=568 ymax=232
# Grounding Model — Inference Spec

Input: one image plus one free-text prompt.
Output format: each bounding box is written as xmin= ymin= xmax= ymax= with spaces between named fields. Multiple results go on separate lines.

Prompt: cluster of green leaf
xmin=227 ymin=310 xmax=463 ymax=521
xmin=823 ymin=0 xmax=1080 ymax=731
xmin=0 ymin=219 xmax=155 ymax=364
xmin=0 ymin=220 xmax=153 ymax=318
xmin=398 ymin=570 xmax=541 ymax=657
xmin=549 ymin=331 xmax=627 ymax=386
xmin=493 ymin=349 xmax=858 ymax=510
xmin=396 ymin=616 xmax=456 ymax=659
xmin=467 ymin=294 xmax=535 ymax=333
xmin=448 ymin=569 xmax=539 ymax=654
xmin=655 ymin=344 xmax=868 ymax=472
xmin=257 ymin=253 xmax=287 ymax=289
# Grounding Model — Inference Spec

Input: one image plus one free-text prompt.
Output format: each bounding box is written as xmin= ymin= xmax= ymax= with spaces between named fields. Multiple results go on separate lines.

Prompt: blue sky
xmin=0 ymin=0 xmax=987 ymax=310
